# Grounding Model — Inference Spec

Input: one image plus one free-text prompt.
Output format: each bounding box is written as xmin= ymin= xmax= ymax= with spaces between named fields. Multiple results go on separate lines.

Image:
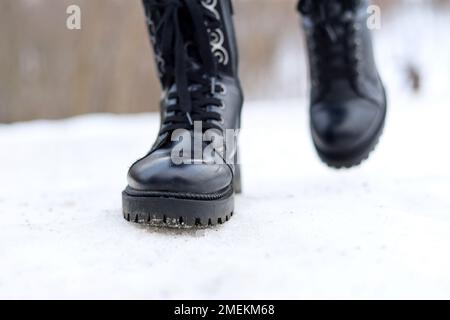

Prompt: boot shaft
xmin=142 ymin=0 xmax=239 ymax=88
xmin=299 ymin=0 xmax=384 ymax=104
xmin=141 ymin=0 xmax=243 ymax=154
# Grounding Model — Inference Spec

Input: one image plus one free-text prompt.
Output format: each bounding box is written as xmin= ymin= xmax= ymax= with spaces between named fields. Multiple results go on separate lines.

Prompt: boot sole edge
xmin=122 ymin=188 xmax=235 ymax=228
xmin=315 ymin=122 xmax=385 ymax=169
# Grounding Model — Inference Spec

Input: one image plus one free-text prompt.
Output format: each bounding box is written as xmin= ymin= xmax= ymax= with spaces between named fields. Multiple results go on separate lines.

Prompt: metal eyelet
xmin=353 ymin=38 xmax=362 ymax=48
xmin=218 ymin=83 xmax=227 ymax=96
xmin=167 ymin=98 xmax=177 ymax=107
xmin=218 ymin=101 xmax=226 ymax=109
xmin=355 ymin=52 xmax=363 ymax=61
xmin=353 ymin=64 xmax=362 ymax=77
xmin=219 ymin=117 xmax=225 ymax=125
xmin=210 ymin=77 xmax=227 ymax=96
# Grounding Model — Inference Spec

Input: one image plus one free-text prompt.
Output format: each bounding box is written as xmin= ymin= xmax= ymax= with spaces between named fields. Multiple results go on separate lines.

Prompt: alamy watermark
xmin=367 ymin=5 xmax=381 ymax=30
xmin=66 ymin=5 xmax=81 ymax=30
xmin=170 ymin=121 xmax=240 ymax=166
xmin=64 ymin=3 xmax=381 ymax=31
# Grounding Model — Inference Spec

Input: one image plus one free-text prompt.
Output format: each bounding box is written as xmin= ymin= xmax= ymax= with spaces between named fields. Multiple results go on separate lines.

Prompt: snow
xmin=1 ymin=92 xmax=450 ymax=299
xmin=1 ymin=2 xmax=450 ymax=300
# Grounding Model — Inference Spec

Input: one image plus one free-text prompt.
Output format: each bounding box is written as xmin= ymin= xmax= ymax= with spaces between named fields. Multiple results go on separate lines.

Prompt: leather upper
xmin=128 ymin=0 xmax=242 ymax=195
xmin=301 ymin=0 xmax=387 ymax=155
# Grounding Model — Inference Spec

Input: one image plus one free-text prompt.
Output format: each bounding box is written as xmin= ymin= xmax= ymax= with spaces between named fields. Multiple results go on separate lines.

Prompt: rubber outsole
xmin=122 ymin=190 xmax=234 ymax=228
xmin=123 ymin=165 xmax=241 ymax=228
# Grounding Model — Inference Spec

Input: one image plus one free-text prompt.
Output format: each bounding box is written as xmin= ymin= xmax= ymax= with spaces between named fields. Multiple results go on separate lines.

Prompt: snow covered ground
xmin=1 ymin=92 xmax=450 ymax=299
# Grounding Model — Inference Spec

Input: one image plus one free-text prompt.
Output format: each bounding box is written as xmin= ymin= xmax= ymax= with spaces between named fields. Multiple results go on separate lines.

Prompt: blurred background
xmin=0 ymin=0 xmax=449 ymax=122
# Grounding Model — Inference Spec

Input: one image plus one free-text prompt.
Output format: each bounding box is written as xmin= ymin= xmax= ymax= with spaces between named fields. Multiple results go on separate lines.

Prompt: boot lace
xmin=146 ymin=0 xmax=225 ymax=135
xmin=299 ymin=0 xmax=361 ymax=88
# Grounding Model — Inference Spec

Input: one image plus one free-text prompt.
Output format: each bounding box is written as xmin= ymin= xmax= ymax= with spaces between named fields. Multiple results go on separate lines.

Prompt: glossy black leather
xmin=310 ymin=82 xmax=385 ymax=155
xmin=128 ymin=0 xmax=242 ymax=195
xmin=128 ymin=145 xmax=234 ymax=193
xmin=301 ymin=0 xmax=387 ymax=160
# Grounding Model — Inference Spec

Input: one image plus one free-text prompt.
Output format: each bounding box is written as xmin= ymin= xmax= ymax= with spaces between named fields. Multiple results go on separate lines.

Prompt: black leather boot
xmin=123 ymin=0 xmax=243 ymax=226
xmin=299 ymin=0 xmax=387 ymax=168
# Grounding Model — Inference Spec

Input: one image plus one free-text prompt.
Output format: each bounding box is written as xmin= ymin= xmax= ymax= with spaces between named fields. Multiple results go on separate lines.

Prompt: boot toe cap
xmin=311 ymin=98 xmax=384 ymax=154
xmin=127 ymin=150 xmax=233 ymax=194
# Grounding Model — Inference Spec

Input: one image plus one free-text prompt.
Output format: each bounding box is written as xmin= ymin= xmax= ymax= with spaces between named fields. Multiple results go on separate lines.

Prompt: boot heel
xmin=233 ymin=164 xmax=242 ymax=194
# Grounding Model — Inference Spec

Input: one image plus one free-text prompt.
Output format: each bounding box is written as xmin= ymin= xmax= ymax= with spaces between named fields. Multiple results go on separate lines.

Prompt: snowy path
xmin=1 ymin=97 xmax=450 ymax=299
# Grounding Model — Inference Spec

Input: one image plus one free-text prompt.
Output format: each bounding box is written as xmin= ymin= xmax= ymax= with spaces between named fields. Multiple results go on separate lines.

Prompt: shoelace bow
xmin=148 ymin=0 xmax=225 ymax=135
xmin=300 ymin=0 xmax=360 ymax=85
